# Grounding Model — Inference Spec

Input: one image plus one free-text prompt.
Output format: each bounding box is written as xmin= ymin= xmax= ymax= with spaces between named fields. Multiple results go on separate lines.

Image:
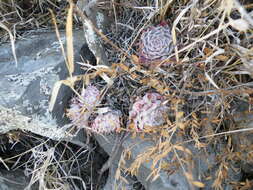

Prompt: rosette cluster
xmin=139 ymin=23 xmax=174 ymax=65
xmin=67 ymin=85 xmax=100 ymax=127
xmin=129 ymin=92 xmax=168 ymax=131
xmin=91 ymin=110 xmax=121 ymax=134
xmin=67 ymin=87 xmax=168 ymax=133
xmin=67 ymin=85 xmax=121 ymax=134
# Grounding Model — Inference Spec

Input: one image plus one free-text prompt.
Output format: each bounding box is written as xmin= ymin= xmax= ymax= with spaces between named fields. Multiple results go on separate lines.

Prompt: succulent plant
xmin=129 ymin=92 xmax=168 ymax=131
xmin=139 ymin=22 xmax=174 ymax=65
xmin=91 ymin=110 xmax=121 ymax=133
xmin=66 ymin=85 xmax=100 ymax=127
xmin=80 ymin=85 xmax=100 ymax=111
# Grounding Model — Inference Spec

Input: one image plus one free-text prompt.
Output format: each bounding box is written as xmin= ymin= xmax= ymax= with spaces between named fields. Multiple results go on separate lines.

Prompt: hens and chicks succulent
xmin=67 ymin=22 xmax=173 ymax=133
xmin=139 ymin=22 xmax=174 ymax=66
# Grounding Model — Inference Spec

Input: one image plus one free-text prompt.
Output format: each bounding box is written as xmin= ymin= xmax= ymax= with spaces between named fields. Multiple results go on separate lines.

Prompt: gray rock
xmin=0 ymin=30 xmax=90 ymax=140
xmin=95 ymin=131 xmax=244 ymax=190
xmin=232 ymin=111 xmax=253 ymax=175
xmin=76 ymin=0 xmax=111 ymax=66
xmin=95 ymin=134 xmax=190 ymax=190
xmin=122 ymin=136 xmax=190 ymax=190
xmin=0 ymin=169 xmax=30 ymax=190
xmin=95 ymin=134 xmax=136 ymax=190
xmin=0 ymin=28 xmax=106 ymax=189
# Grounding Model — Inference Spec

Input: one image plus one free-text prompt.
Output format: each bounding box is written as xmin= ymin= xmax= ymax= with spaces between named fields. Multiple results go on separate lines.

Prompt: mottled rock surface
xmin=0 ymin=30 xmax=87 ymax=140
xmin=95 ymin=134 xmax=190 ymax=190
xmin=0 ymin=169 xmax=31 ymax=190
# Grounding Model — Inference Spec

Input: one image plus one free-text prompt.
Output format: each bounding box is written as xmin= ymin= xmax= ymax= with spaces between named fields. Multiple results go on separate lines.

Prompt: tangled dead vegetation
xmin=102 ymin=0 xmax=253 ymax=189
xmin=1 ymin=0 xmax=253 ymax=189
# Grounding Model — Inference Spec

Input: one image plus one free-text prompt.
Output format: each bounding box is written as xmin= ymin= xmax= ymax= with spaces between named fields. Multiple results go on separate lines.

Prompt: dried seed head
xmin=139 ymin=23 xmax=174 ymax=65
xmin=129 ymin=92 xmax=168 ymax=131
xmin=91 ymin=110 xmax=121 ymax=134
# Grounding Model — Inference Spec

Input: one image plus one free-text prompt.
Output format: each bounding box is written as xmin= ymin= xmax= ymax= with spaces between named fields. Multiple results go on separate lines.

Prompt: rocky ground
xmin=1 ymin=0 xmax=253 ymax=190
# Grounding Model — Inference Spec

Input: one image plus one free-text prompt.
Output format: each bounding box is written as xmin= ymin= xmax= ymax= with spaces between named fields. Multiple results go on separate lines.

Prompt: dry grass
xmin=24 ymin=140 xmax=92 ymax=190
xmin=96 ymin=0 xmax=253 ymax=189
xmin=1 ymin=0 xmax=253 ymax=190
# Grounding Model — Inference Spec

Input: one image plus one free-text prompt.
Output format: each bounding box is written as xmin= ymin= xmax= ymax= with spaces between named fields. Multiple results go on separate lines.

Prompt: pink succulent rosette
xmin=80 ymin=85 xmax=100 ymax=111
xmin=91 ymin=110 xmax=121 ymax=134
xmin=129 ymin=92 xmax=168 ymax=131
xmin=67 ymin=85 xmax=100 ymax=127
xmin=139 ymin=22 xmax=174 ymax=66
